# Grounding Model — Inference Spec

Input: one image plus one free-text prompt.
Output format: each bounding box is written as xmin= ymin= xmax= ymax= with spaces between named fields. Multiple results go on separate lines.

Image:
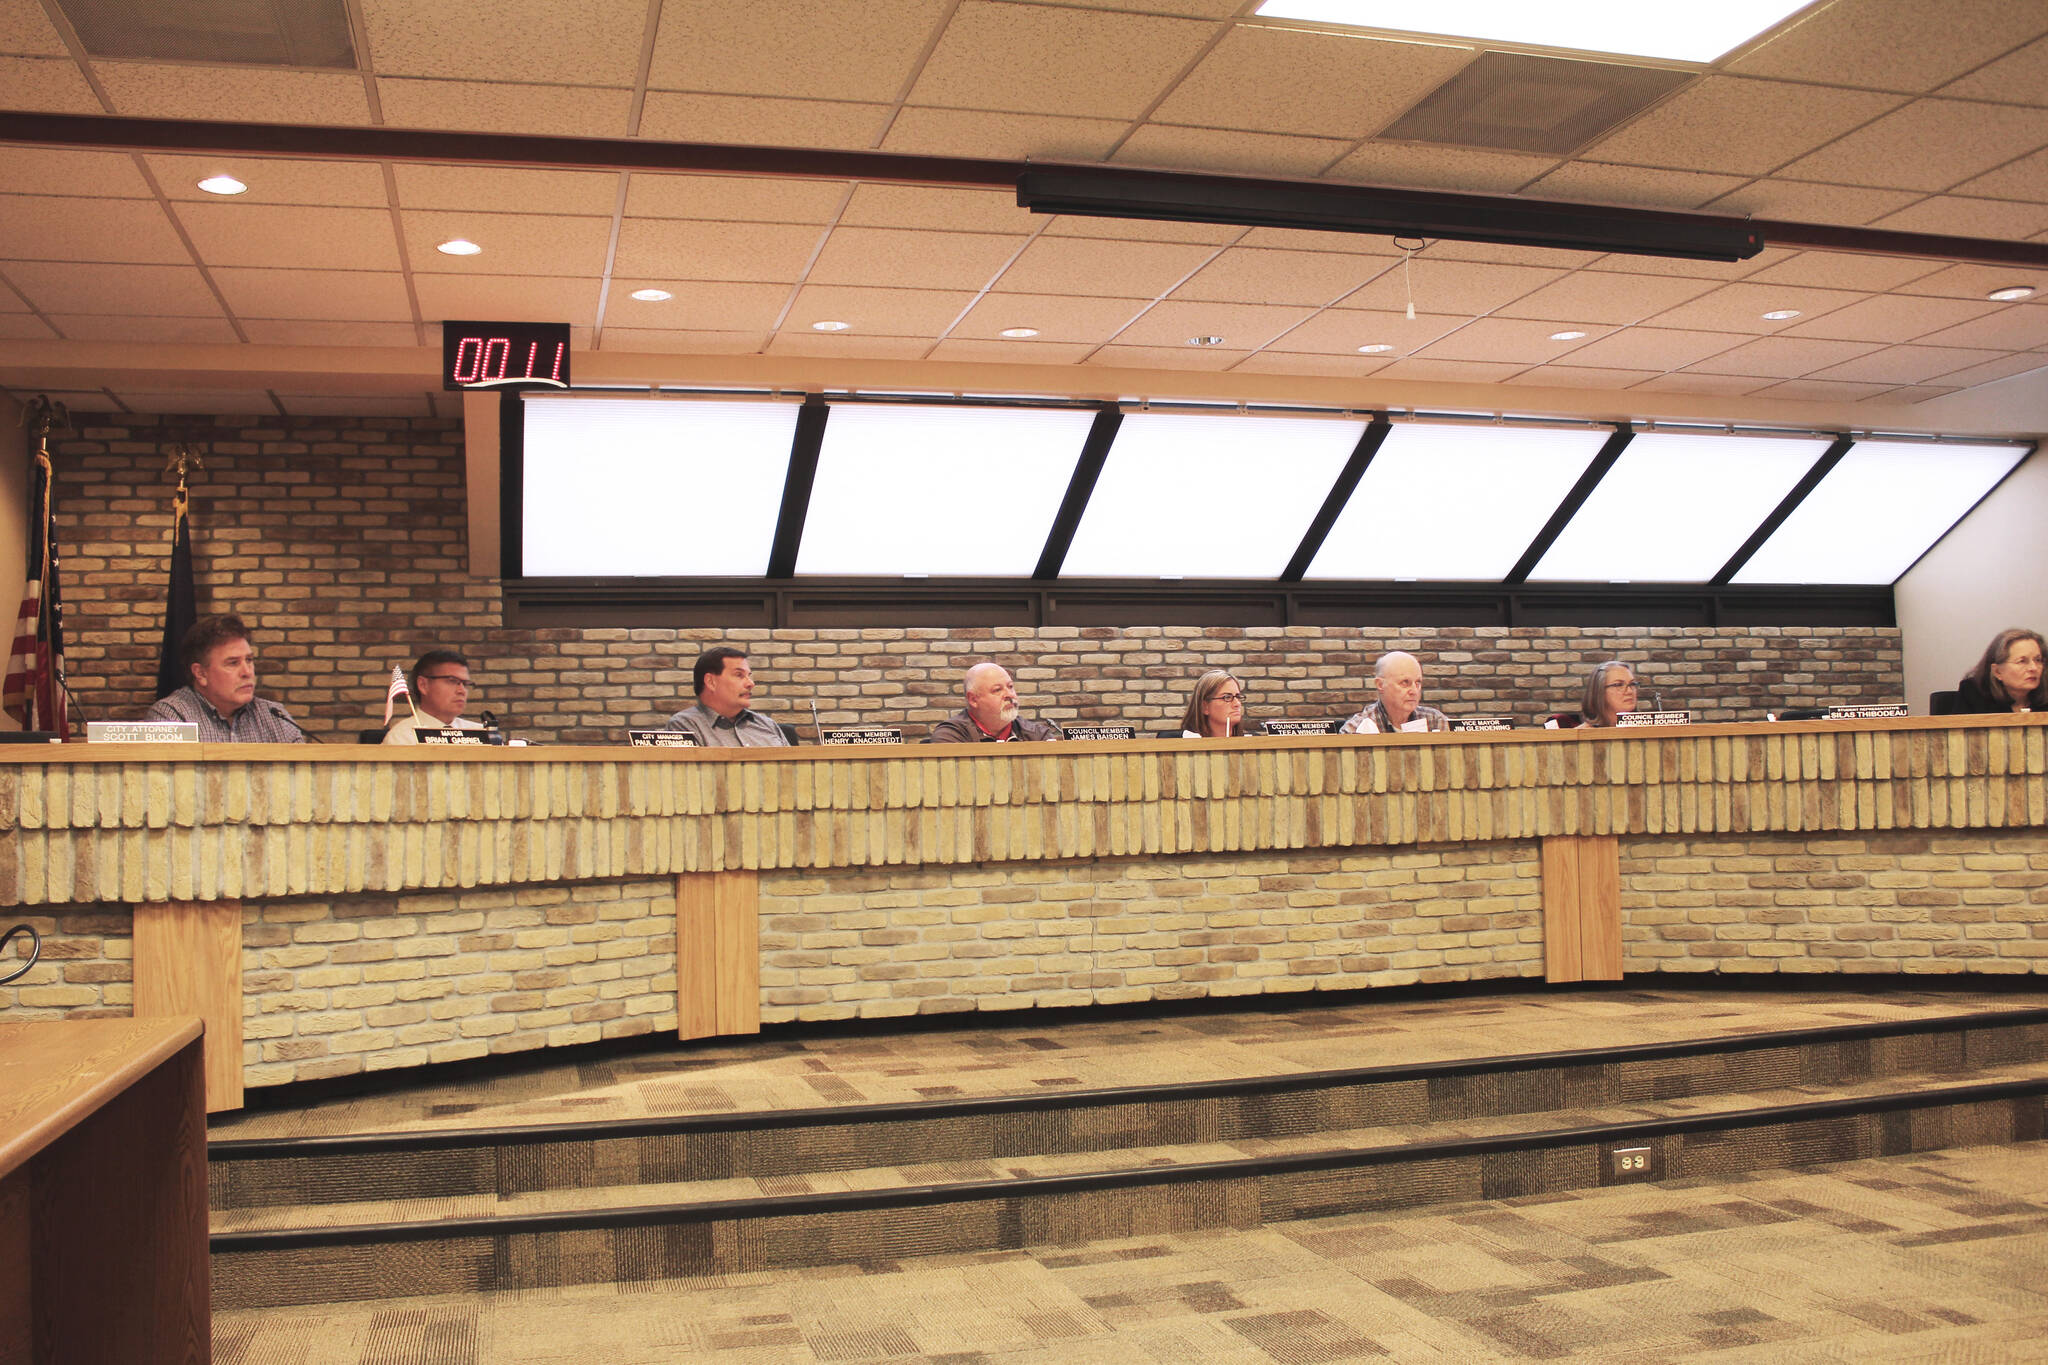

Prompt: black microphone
xmin=264 ymin=700 xmax=320 ymax=742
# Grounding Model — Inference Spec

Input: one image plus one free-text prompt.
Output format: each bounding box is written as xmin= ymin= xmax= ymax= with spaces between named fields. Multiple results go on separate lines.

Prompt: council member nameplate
xmin=824 ymin=726 xmax=903 ymax=746
xmin=1063 ymin=725 xmax=1136 ymax=741
xmin=1262 ymin=719 xmax=1341 ymax=736
xmin=1615 ymin=710 xmax=1692 ymax=728
xmin=86 ymin=721 xmax=198 ymax=743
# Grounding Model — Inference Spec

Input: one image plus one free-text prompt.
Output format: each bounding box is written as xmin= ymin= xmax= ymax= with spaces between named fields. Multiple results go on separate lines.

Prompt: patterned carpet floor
xmin=213 ymin=1140 xmax=2048 ymax=1363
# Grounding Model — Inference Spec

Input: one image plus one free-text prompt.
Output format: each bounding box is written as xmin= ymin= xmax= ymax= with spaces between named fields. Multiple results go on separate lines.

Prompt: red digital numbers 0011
xmin=450 ymin=335 xmax=567 ymax=385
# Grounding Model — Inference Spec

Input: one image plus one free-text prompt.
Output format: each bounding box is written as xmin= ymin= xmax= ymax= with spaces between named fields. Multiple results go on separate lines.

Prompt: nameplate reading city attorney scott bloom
xmin=85 ymin=721 xmax=198 ymax=743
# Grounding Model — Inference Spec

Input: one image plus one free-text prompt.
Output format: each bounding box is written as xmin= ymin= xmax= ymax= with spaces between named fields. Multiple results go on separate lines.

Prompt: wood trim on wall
xmin=132 ymin=900 xmax=244 ymax=1112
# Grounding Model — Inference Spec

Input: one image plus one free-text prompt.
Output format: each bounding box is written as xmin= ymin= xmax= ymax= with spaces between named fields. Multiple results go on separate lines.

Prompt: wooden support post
xmin=132 ymin=900 xmax=244 ymax=1112
xmin=1541 ymin=835 xmax=1621 ymax=983
xmin=676 ymin=871 xmax=761 ymax=1041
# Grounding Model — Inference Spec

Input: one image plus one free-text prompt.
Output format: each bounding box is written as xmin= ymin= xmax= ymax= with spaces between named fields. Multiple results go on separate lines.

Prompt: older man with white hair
xmin=1339 ymin=651 xmax=1450 ymax=734
xmin=924 ymin=661 xmax=1062 ymax=743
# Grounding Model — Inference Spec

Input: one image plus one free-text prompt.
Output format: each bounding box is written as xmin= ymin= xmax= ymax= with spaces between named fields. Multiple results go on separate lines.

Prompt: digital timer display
xmin=440 ymin=320 xmax=572 ymax=391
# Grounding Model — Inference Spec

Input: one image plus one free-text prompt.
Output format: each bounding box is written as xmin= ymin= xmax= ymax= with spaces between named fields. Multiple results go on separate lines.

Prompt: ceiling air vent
xmin=1379 ymin=52 xmax=1691 ymax=157
xmin=52 ymin=0 xmax=357 ymax=68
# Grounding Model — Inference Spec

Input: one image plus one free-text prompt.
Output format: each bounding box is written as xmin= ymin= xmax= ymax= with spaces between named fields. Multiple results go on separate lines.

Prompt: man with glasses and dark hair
xmin=383 ymin=649 xmax=487 ymax=744
xmin=664 ymin=646 xmax=790 ymax=747
xmin=1339 ymin=651 xmax=1449 ymax=735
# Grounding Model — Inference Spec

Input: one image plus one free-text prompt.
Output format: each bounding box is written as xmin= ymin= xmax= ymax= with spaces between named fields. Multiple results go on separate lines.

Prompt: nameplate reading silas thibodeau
xmin=1450 ymin=716 xmax=1514 ymax=732
xmin=1063 ymin=725 xmax=1137 ymax=741
xmin=85 ymin=721 xmax=198 ymax=743
xmin=823 ymin=726 xmax=904 ymax=746
xmin=1829 ymin=703 xmax=1910 ymax=721
xmin=1614 ymin=710 xmax=1693 ymax=728
xmin=627 ymin=729 xmax=697 ymax=747
xmin=1262 ymin=719 xmax=1341 ymax=736
xmin=416 ymin=727 xmax=498 ymax=746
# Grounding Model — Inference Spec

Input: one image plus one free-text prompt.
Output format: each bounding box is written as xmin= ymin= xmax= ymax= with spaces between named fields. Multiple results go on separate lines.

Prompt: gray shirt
xmin=663 ymin=701 xmax=789 ymax=748
xmin=145 ymin=686 xmax=308 ymax=743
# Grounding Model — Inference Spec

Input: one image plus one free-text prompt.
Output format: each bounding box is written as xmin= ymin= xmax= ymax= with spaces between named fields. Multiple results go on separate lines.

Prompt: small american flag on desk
xmin=383 ymin=664 xmax=412 ymax=725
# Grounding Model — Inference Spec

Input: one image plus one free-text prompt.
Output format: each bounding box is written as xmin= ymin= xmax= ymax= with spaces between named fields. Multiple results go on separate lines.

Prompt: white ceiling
xmin=2 ymin=0 xmax=2047 ymax=423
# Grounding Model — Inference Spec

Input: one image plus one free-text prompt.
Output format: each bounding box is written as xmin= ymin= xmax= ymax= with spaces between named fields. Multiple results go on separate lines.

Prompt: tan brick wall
xmin=1621 ymin=831 xmax=2048 ymax=975
xmin=758 ymin=843 xmax=1544 ymax=1021
xmin=0 ymin=905 xmax=129 ymax=1017
xmin=238 ymin=878 xmax=677 ymax=1087
xmin=50 ymin=414 xmax=1904 ymax=744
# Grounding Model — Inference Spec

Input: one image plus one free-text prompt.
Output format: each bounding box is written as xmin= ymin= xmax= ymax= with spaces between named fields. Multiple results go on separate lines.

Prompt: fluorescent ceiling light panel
xmin=1733 ymin=441 xmax=2030 ymax=585
xmin=521 ymin=396 xmax=797 ymax=576
xmin=1254 ymin=0 xmax=1813 ymax=63
xmin=1532 ymin=432 xmax=1830 ymax=582
xmin=1062 ymin=413 xmax=1367 ymax=579
xmin=796 ymin=405 xmax=1095 ymax=576
xmin=1308 ymin=424 xmax=1607 ymax=581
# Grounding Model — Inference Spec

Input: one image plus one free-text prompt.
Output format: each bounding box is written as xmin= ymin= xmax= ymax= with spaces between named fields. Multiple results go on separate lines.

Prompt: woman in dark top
xmin=1180 ymin=669 xmax=1252 ymax=738
xmin=1576 ymin=660 xmax=1638 ymax=728
xmin=1954 ymin=628 xmax=2045 ymax=713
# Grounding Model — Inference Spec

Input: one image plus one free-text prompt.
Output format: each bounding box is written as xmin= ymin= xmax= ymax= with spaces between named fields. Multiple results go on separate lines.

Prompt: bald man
xmin=924 ymin=662 xmax=1062 ymax=743
xmin=1339 ymin=651 xmax=1450 ymax=735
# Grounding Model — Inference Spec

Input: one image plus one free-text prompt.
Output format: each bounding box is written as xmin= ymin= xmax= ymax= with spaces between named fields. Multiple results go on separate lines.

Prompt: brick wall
xmin=50 ymin=413 xmax=1904 ymax=744
xmin=758 ymin=843 xmax=1544 ymax=1022
xmin=1621 ymin=832 xmax=2048 ymax=975
xmin=0 ymin=905 xmax=128 ymax=1017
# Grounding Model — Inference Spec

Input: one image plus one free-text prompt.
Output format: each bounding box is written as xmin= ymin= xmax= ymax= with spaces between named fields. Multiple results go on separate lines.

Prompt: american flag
xmin=383 ymin=664 xmax=412 ymax=726
xmin=2 ymin=398 xmax=71 ymax=737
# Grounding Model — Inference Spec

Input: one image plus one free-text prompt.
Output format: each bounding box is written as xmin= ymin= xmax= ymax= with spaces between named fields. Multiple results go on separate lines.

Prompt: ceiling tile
xmin=1874 ymin=195 xmax=2048 ymax=240
xmin=1782 ymin=294 xmax=2002 ymax=343
xmin=1629 ymin=372 xmax=1774 ymax=397
xmin=766 ymin=332 xmax=933 ymax=359
xmin=604 ymin=280 xmax=790 ymax=332
xmin=1581 ymin=77 xmax=1904 ymax=177
xmin=1940 ymin=32 xmax=2048 ymax=103
xmin=5 ymin=261 xmax=220 ymax=316
xmin=1921 ymin=353 xmax=2048 ymax=387
xmin=1050 ymin=0 xmax=1241 ymax=14
xmin=1494 ymin=271 xmax=1717 ymax=326
xmin=839 ymin=185 xmax=1029 ymax=234
xmin=1955 ymin=146 xmax=2048 ymax=200
xmin=0 ymin=147 xmax=151 ymax=196
xmin=909 ymin=0 xmax=1217 ymax=120
xmin=625 ymin=175 xmax=849 ymax=224
xmin=783 ymin=283 xmax=979 ymax=335
xmin=1743 ymin=252 xmax=1945 ymax=293
xmin=1367 ymin=357 xmax=1528 ymax=384
xmin=1909 ymin=304 xmax=2048 ymax=350
xmin=1501 ymin=365 xmax=1658 ymax=390
xmin=210 ymin=268 xmax=414 ymax=322
xmin=377 ymin=79 xmax=632 ymax=137
xmin=640 ymin=93 xmax=891 ymax=149
xmin=1704 ymin=179 xmax=1923 ymax=226
xmin=612 ymin=219 xmax=828 ymax=282
xmin=650 ymin=0 xmax=946 ymax=100
xmin=951 ymin=292 xmax=1150 ymax=343
xmin=1896 ymin=262 xmax=2048 ymax=298
xmin=361 ymin=0 xmax=645 ymax=83
xmin=1113 ymin=124 xmax=1352 ymax=178
xmin=0 ymin=315 xmax=58 ymax=340
xmin=1558 ymin=327 xmax=1751 ymax=370
xmin=145 ymin=154 xmax=386 ymax=206
xmin=1267 ymin=308 xmax=1462 ymax=356
xmin=412 ymin=275 xmax=601 ymax=327
xmin=1415 ymin=317 xmax=1615 ymax=364
xmin=1745 ymin=378 xmax=1900 ymax=402
xmin=1893 ymin=385 xmax=1966 ymax=402
xmin=925 ymin=338 xmax=1101 ymax=364
xmin=394 ymin=166 xmax=619 ymax=216
xmin=1642 ymin=282 xmax=1868 ymax=333
xmin=97 ymin=64 xmax=370 ymax=123
xmin=402 ymin=211 xmax=614 ymax=276
xmin=1684 ymin=335 xmax=1882 ymax=378
xmin=881 ymin=108 xmax=1128 ymax=161
xmin=175 ymin=203 xmax=402 ymax=270
xmin=1084 ymin=343 xmax=1251 ymax=371
xmin=0 ymin=194 xmax=188 ymax=263
xmin=0 ymin=56 xmax=106 ymax=112
xmin=1522 ymin=162 xmax=1749 ymax=211
xmin=0 ymin=282 xmax=25 ymax=312
xmin=1808 ymin=344 xmax=2008 ymax=384
xmin=808 ymin=227 xmax=1029 ymax=290
xmin=1111 ymin=299 xmax=1316 ymax=350
xmin=50 ymin=314 xmax=239 ymax=343
xmin=1324 ymin=141 xmax=1556 ymax=194
xmin=1342 ymin=260 xmax=1565 ymax=316
xmin=992 ymin=237 xmax=1222 ymax=298
xmin=595 ymin=329 xmax=769 ymax=355
xmin=1232 ymin=351 xmax=1393 ymax=378
xmin=277 ymin=393 xmax=432 ymax=418
xmin=241 ymin=321 xmax=421 ymax=347
xmin=1171 ymin=248 xmax=1391 ymax=307
xmin=1153 ymin=29 xmax=1474 ymax=140
xmin=0 ymin=0 xmax=67 ymax=54
xmin=1777 ymin=99 xmax=2048 ymax=192
xmin=1727 ymin=0 xmax=2048 ymax=91
xmin=112 ymin=390 xmax=277 ymax=415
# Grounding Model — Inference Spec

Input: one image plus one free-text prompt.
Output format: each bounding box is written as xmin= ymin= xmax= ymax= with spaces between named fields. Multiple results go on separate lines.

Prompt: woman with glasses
xmin=1180 ymin=669 xmax=1254 ymax=738
xmin=1576 ymin=660 xmax=1639 ymax=728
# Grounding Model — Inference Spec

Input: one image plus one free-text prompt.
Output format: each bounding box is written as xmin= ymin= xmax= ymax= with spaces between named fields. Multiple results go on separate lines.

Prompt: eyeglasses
xmin=1606 ymin=681 xmax=1638 ymax=691
xmin=1213 ymin=691 xmax=1245 ymax=703
xmin=419 ymin=675 xmax=472 ymax=688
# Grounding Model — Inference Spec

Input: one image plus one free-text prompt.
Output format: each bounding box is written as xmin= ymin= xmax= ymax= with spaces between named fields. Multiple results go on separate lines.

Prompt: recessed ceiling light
xmin=1252 ymin=0 xmax=1812 ymax=64
xmin=1357 ymin=343 xmax=1394 ymax=354
xmin=196 ymin=174 xmax=246 ymax=196
xmin=436 ymin=239 xmax=482 ymax=256
xmin=811 ymin=320 xmax=851 ymax=332
xmin=1550 ymin=330 xmax=1588 ymax=341
xmin=1187 ymin=335 xmax=1226 ymax=347
xmin=1987 ymin=285 xmax=2037 ymax=301
xmin=1761 ymin=309 xmax=1801 ymax=320
xmin=629 ymin=288 xmax=672 ymax=301
xmin=999 ymin=327 xmax=1040 ymax=339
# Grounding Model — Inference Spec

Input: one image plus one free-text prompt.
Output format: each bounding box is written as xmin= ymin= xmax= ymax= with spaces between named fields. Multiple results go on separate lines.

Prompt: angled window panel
xmin=521 ymin=396 xmax=798 ymax=576
xmin=1733 ymin=440 xmax=2031 ymax=585
xmin=1306 ymin=423 xmax=1607 ymax=581
xmin=795 ymin=404 xmax=1095 ymax=576
xmin=1530 ymin=431 xmax=1831 ymax=582
xmin=1061 ymin=412 xmax=1368 ymax=579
